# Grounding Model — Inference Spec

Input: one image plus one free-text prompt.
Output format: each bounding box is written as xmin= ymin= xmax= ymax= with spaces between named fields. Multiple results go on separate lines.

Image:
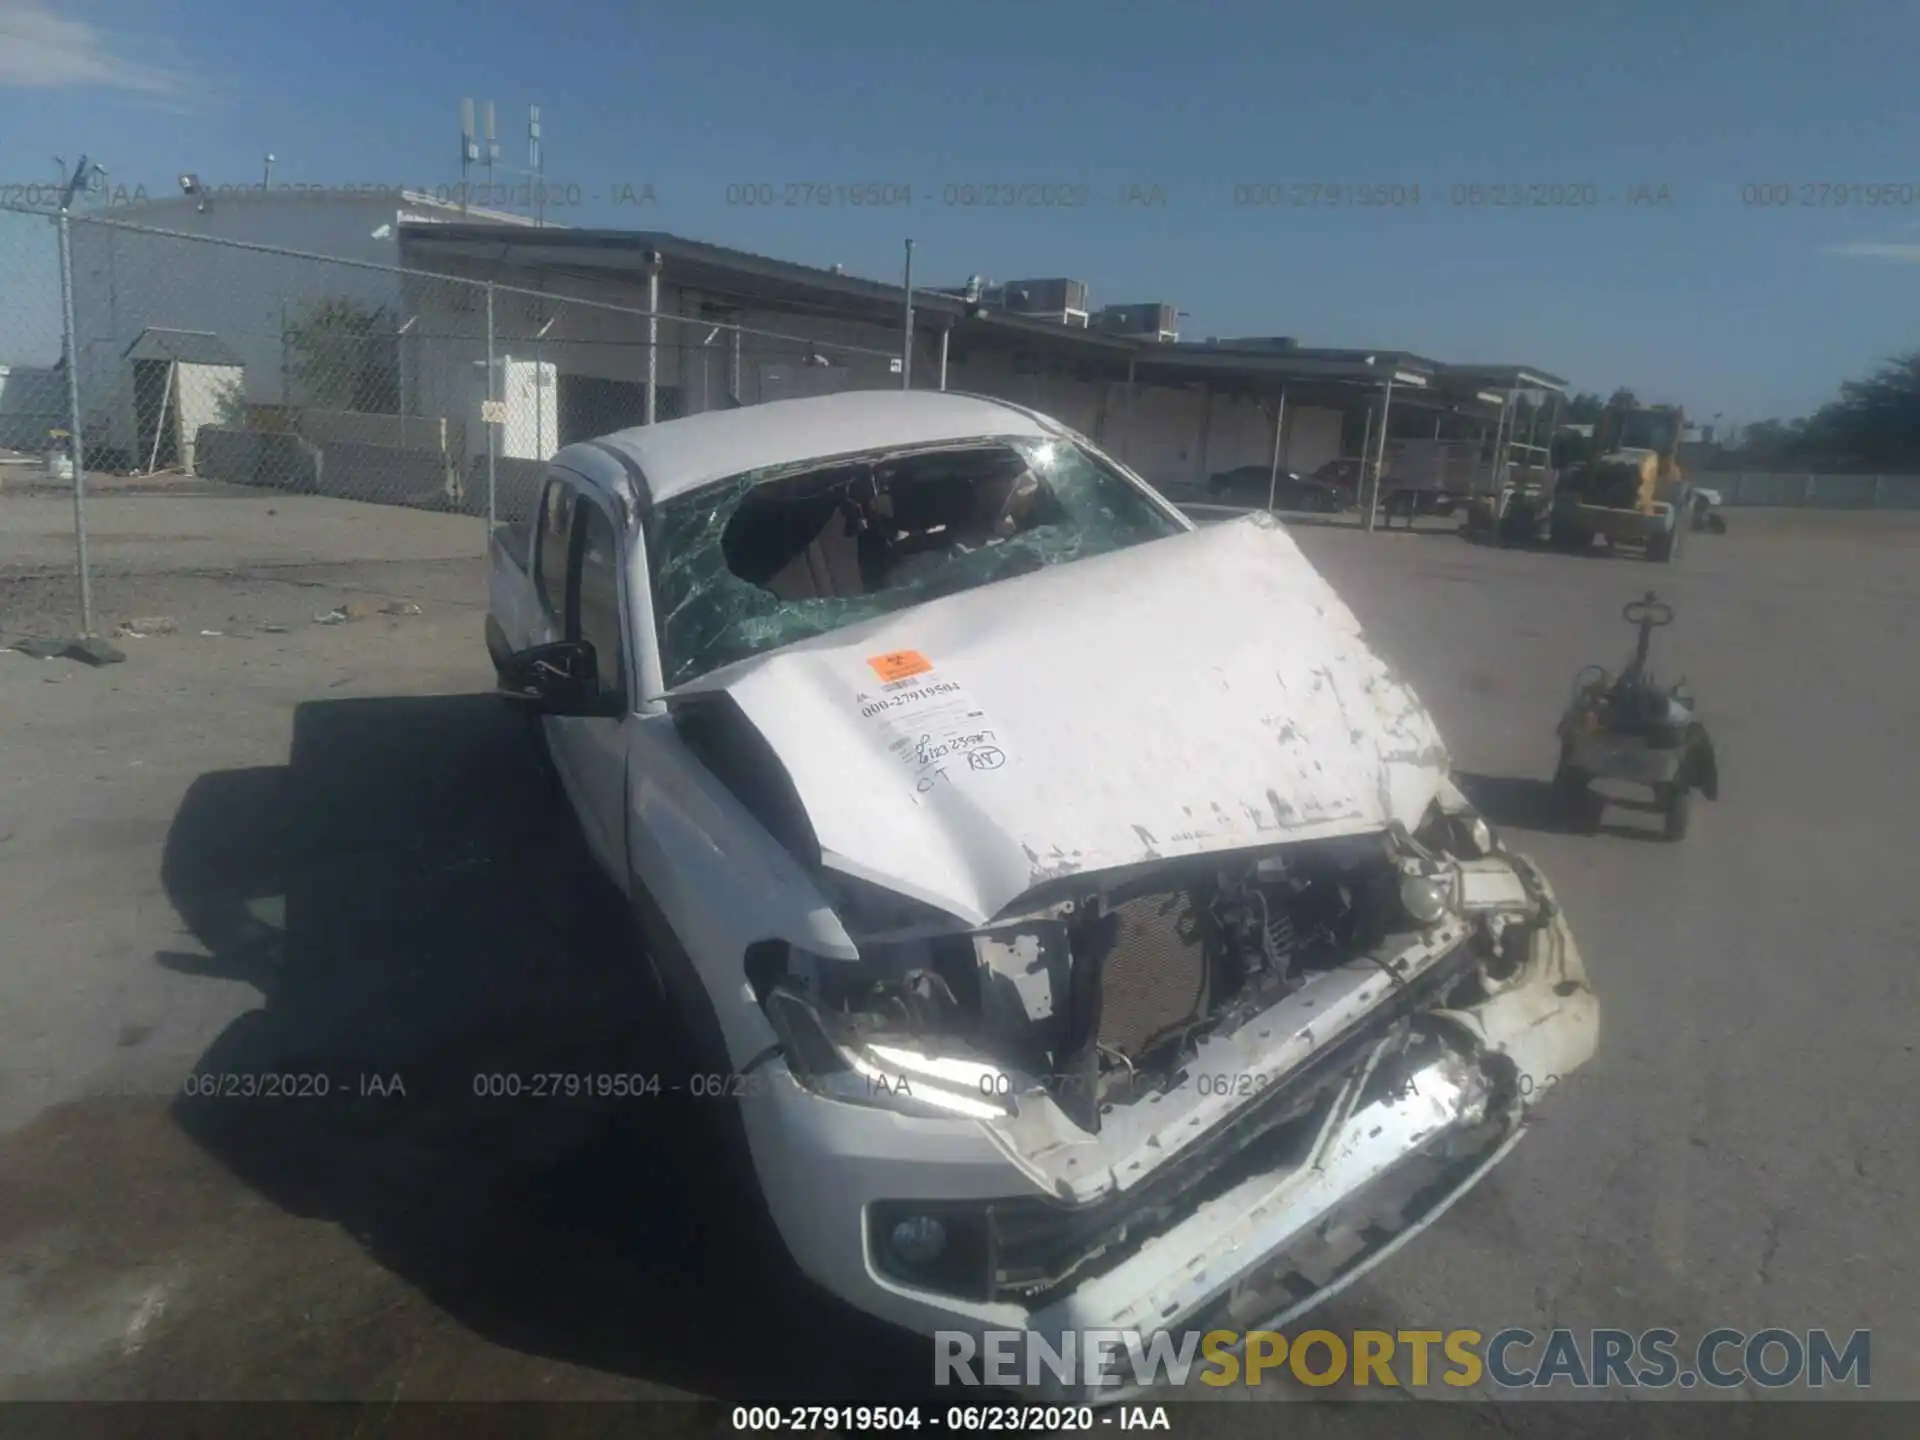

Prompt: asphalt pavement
xmin=0 ymin=490 xmax=1913 ymax=1414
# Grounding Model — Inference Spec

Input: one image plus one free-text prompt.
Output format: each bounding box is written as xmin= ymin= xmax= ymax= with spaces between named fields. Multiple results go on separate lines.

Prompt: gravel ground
xmin=0 ymin=486 xmax=1914 ymax=1423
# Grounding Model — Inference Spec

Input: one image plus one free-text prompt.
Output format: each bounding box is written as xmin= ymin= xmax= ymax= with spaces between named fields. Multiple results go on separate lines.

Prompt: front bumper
xmin=737 ymin=866 xmax=1599 ymax=1401
xmin=1563 ymin=500 xmax=1674 ymax=542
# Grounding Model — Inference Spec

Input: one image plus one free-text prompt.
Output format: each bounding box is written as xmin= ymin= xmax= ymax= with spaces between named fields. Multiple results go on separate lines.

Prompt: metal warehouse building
xmin=396 ymin=223 xmax=1564 ymax=492
xmin=58 ymin=189 xmax=1566 ymax=517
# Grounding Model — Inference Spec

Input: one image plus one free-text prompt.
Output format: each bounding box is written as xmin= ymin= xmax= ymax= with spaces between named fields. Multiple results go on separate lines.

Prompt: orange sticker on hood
xmin=867 ymin=649 xmax=933 ymax=682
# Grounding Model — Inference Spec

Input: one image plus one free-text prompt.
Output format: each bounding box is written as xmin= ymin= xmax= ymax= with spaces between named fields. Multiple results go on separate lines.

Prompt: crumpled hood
xmin=672 ymin=514 xmax=1450 ymax=925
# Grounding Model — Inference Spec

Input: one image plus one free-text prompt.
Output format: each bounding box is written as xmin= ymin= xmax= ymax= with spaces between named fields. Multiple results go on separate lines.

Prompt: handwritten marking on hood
xmin=854 ymin=658 xmax=1010 ymax=802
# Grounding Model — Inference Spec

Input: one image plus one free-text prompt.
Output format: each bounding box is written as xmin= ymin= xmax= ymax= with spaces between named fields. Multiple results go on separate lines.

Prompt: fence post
xmin=56 ymin=209 xmax=96 ymax=637
xmin=485 ymin=281 xmax=497 ymax=530
xmin=645 ymin=258 xmax=660 ymax=425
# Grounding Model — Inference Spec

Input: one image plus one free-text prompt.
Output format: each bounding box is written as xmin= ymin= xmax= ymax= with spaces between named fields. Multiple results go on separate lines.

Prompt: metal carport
xmin=398 ymin=225 xmax=1566 ymax=532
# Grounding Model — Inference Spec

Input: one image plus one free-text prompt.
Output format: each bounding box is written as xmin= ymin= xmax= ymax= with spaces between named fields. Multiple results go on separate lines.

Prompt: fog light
xmin=1400 ymin=875 xmax=1449 ymax=926
xmin=871 ymin=1203 xmax=991 ymax=1299
xmin=889 ymin=1215 xmax=948 ymax=1265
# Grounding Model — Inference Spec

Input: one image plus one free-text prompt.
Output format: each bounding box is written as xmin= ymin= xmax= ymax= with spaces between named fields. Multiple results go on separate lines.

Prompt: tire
xmin=1663 ymin=786 xmax=1693 ymax=841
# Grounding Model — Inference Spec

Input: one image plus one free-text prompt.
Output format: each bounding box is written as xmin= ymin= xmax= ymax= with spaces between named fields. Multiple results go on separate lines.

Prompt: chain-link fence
xmin=0 ymin=203 xmax=87 ymax=639
xmin=2 ymin=203 xmax=909 ymax=639
xmin=15 ymin=200 xmax=1920 ymax=643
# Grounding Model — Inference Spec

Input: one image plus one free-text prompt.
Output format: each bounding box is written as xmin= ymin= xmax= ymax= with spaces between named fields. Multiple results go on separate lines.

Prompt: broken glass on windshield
xmin=647 ymin=436 xmax=1185 ymax=689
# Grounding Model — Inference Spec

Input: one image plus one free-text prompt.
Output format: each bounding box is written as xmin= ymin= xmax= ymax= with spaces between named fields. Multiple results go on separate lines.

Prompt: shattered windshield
xmin=647 ymin=436 xmax=1185 ymax=689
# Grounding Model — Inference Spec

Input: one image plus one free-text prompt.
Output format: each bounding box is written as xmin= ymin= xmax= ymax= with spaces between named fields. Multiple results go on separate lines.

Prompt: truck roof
xmin=588 ymin=390 xmax=1054 ymax=506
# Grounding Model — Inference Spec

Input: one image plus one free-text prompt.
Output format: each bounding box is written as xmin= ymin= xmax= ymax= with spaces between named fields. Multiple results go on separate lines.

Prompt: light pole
xmin=901 ymin=239 xmax=915 ymax=390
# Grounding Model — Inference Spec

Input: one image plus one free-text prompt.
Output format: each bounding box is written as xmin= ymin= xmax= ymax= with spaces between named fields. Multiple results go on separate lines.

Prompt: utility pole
xmin=901 ymin=239 xmax=915 ymax=390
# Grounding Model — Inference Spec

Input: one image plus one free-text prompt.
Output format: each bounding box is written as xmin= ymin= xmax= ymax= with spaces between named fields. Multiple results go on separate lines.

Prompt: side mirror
xmin=496 ymin=640 xmax=622 ymax=717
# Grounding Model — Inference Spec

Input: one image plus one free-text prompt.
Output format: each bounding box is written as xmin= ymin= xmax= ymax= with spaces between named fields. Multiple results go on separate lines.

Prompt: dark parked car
xmin=1311 ymin=459 xmax=1460 ymax=521
xmin=1205 ymin=465 xmax=1345 ymax=512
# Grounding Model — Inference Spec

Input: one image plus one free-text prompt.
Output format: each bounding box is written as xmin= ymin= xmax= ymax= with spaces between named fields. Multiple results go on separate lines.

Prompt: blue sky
xmin=5 ymin=0 xmax=1920 ymax=423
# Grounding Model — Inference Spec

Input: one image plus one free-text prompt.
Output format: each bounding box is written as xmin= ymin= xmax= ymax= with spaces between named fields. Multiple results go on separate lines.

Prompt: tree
xmin=1729 ymin=350 xmax=1920 ymax=469
xmin=283 ymin=297 xmax=401 ymax=414
xmin=1796 ymin=352 xmax=1920 ymax=466
xmin=1734 ymin=417 xmax=1801 ymax=456
xmin=1563 ymin=391 xmax=1607 ymax=424
xmin=211 ymin=374 xmax=250 ymax=430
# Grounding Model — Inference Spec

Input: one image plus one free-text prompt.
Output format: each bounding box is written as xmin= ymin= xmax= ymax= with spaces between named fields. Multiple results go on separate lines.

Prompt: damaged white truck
xmin=486 ymin=390 xmax=1599 ymax=1398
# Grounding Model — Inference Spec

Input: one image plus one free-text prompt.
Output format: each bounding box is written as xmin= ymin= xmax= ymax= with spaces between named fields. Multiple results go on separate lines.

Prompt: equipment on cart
xmin=1553 ymin=591 xmax=1718 ymax=840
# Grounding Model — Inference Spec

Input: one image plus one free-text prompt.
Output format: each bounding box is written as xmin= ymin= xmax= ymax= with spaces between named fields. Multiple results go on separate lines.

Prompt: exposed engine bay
xmin=747 ymin=804 xmax=1538 ymax=1143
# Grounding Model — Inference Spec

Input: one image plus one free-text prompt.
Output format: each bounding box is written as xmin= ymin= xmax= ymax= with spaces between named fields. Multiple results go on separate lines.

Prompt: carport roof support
xmin=1431 ymin=362 xmax=1571 ymax=395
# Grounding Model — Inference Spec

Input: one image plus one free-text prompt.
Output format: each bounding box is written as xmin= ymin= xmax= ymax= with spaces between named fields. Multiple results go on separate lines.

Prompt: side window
xmin=571 ymin=500 xmax=627 ymax=702
xmin=535 ymin=479 xmax=575 ymax=622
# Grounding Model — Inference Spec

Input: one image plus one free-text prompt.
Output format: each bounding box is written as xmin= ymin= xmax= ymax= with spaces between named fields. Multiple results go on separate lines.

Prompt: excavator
xmin=1547 ymin=394 xmax=1697 ymax=563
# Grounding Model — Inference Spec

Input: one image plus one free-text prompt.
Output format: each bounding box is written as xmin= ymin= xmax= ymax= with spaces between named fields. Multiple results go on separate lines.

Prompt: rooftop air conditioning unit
xmin=998 ymin=278 xmax=1091 ymax=328
xmin=1097 ymin=303 xmax=1179 ymax=343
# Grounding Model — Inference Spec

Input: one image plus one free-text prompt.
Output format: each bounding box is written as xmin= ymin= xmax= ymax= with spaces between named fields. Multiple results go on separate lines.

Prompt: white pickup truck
xmin=486 ymin=389 xmax=1599 ymax=1399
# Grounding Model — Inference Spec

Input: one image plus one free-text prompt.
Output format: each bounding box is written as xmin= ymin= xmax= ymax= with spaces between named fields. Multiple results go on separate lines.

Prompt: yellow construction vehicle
xmin=1548 ymin=396 xmax=1695 ymax=563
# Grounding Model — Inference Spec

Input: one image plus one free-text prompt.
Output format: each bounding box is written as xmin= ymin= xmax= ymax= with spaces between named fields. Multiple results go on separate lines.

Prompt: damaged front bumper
xmin=737 ymin=856 xmax=1598 ymax=1397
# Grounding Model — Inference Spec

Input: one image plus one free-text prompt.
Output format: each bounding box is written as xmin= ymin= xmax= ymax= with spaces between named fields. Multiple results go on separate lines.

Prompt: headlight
xmin=761 ymin=984 xmax=1019 ymax=1120
xmin=1399 ymin=874 xmax=1451 ymax=927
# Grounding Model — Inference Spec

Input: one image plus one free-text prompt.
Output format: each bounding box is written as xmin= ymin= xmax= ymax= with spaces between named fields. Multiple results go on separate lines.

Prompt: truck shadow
xmin=156 ymin=693 xmax=932 ymax=1401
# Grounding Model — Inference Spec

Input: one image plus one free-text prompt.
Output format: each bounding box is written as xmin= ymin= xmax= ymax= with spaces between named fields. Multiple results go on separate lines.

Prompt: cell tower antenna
xmin=529 ymin=105 xmax=543 ymax=226
xmin=484 ymin=100 xmax=499 ymax=191
xmin=459 ymin=98 xmax=477 ymax=215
